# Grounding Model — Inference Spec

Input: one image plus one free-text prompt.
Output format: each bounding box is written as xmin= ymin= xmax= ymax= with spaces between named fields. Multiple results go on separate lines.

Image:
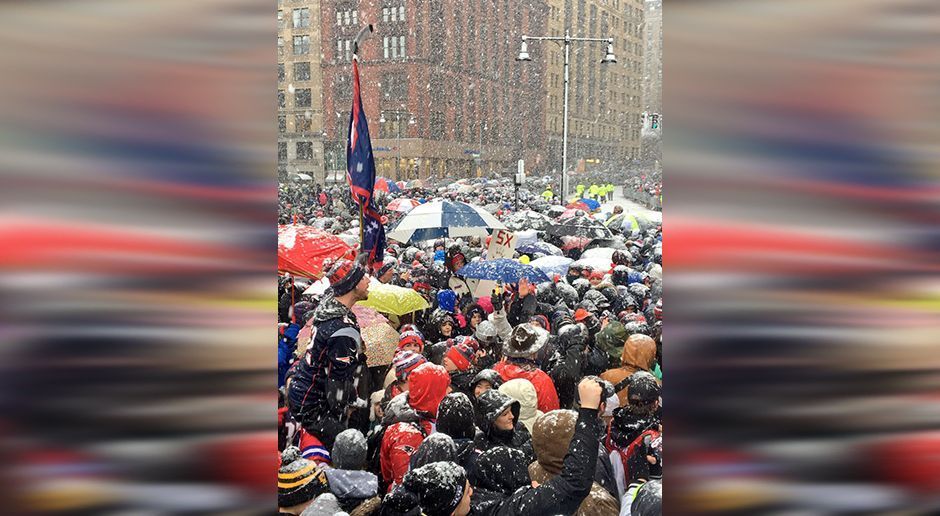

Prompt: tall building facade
xmin=319 ymin=0 xmax=549 ymax=182
xmin=278 ymin=0 xmax=326 ymax=182
xmin=642 ymin=0 xmax=661 ymax=123
xmin=541 ymin=0 xmax=645 ymax=175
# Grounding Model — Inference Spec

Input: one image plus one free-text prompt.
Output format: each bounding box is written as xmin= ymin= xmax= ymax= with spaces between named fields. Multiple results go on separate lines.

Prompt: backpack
xmin=605 ymin=422 xmax=661 ymax=485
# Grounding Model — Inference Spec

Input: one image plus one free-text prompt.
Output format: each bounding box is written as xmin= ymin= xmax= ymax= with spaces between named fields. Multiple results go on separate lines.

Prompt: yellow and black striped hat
xmin=277 ymin=446 xmax=329 ymax=508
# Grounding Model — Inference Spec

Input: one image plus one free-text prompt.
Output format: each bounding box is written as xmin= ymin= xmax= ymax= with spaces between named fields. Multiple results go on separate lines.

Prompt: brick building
xmin=319 ymin=0 xmax=550 ymax=182
xmin=541 ymin=0 xmax=645 ymax=176
xmin=278 ymin=0 xmax=326 ymax=182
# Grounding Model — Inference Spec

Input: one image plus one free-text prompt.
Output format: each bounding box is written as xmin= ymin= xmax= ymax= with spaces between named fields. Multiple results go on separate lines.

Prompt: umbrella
xmin=517 ymin=241 xmax=563 ymax=256
xmin=387 ymin=200 xmax=507 ymax=244
xmin=457 ymin=258 xmax=550 ymax=284
xmin=560 ymin=236 xmax=592 ymax=251
xmin=358 ymin=278 xmax=430 ymax=316
xmin=545 ymin=215 xmax=614 ymax=240
xmin=396 ymin=180 xmax=406 ymax=189
xmin=572 ymin=256 xmax=614 ymax=272
xmin=580 ymin=247 xmax=618 ymax=263
xmin=295 ymin=304 xmax=398 ymax=366
xmin=547 ymin=205 xmax=566 ymax=217
xmin=294 ymin=173 xmax=313 ymax=181
xmin=278 ymin=225 xmax=354 ymax=279
xmin=559 ymin=208 xmax=589 ymax=219
xmin=375 ymin=177 xmax=402 ymax=193
xmin=387 ymin=197 xmax=420 ymax=213
xmin=504 ymin=210 xmax=554 ymax=232
xmin=529 ymin=255 xmax=573 ymax=277
xmin=407 ymin=179 xmax=424 ymax=189
xmin=573 ymin=198 xmax=601 ymax=210
xmin=353 ymin=305 xmax=400 ymax=366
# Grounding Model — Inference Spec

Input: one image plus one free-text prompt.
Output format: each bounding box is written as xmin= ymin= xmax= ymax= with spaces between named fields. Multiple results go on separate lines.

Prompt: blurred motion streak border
xmin=0 ymin=1 xmax=274 ymax=513
xmin=668 ymin=0 xmax=940 ymax=514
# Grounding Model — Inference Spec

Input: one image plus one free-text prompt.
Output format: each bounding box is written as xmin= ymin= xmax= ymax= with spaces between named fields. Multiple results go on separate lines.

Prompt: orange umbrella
xmin=278 ymin=224 xmax=354 ymax=279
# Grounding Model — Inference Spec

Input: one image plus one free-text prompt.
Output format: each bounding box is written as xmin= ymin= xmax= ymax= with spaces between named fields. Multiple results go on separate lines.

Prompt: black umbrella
xmin=545 ymin=215 xmax=614 ymax=240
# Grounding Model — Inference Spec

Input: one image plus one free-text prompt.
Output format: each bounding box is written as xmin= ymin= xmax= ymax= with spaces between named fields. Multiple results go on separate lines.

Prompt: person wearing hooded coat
xmin=467 ymin=446 xmax=532 ymax=515
xmin=436 ymin=392 xmax=480 ymax=472
xmin=497 ymin=378 xmax=542 ymax=435
xmin=527 ymin=409 xmax=621 ymax=516
xmin=464 ymin=378 xmax=606 ymax=516
xmin=493 ymin=324 xmax=560 ymax=413
xmin=472 ymin=388 xmax=534 ymax=463
xmin=600 ymin=334 xmax=658 ymax=408
xmin=380 ymin=363 xmax=451 ymax=490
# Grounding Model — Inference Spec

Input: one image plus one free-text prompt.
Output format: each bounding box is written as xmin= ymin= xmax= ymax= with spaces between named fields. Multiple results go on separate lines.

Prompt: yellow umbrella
xmin=357 ymin=278 xmax=430 ymax=316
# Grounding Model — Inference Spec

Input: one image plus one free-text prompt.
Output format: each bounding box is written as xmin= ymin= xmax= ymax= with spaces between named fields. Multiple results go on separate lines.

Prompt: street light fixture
xmin=517 ymin=30 xmax=616 ymax=199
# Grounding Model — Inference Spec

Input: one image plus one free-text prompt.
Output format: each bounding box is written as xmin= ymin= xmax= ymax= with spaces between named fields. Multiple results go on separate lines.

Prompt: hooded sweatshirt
xmin=498 ymin=379 xmax=543 ymax=435
xmin=473 ymin=389 xmax=534 ymax=462
xmin=528 ymin=410 xmax=621 ymax=516
xmin=380 ymin=363 xmax=451 ymax=489
xmin=600 ymin=334 xmax=657 ymax=407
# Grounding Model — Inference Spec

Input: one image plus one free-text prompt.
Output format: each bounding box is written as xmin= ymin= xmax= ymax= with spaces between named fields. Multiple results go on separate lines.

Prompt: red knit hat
xmin=398 ymin=332 xmax=425 ymax=352
xmin=445 ymin=342 xmax=475 ymax=372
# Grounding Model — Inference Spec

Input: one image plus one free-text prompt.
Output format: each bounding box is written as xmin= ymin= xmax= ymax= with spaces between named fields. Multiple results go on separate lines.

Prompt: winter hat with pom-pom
xmin=278 ymin=446 xmax=330 ymax=508
xmin=393 ymin=350 xmax=427 ymax=382
xmin=331 ymin=428 xmax=367 ymax=470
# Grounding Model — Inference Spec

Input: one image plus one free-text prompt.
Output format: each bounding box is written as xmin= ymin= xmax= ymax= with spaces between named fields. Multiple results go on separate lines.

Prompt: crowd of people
xmin=277 ymin=176 xmax=662 ymax=515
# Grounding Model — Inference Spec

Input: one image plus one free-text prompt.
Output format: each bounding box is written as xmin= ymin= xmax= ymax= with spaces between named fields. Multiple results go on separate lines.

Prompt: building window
xmin=353 ymin=11 xmax=358 ymax=25
xmin=297 ymin=142 xmax=314 ymax=160
xmin=278 ymin=90 xmax=286 ymax=108
xmin=383 ymin=36 xmax=390 ymax=59
xmin=399 ymin=5 xmax=405 ymax=20
xmin=278 ymin=10 xmax=284 ymax=29
xmin=295 ymin=115 xmax=312 ymax=133
xmin=293 ymin=35 xmax=309 ymax=55
xmin=399 ymin=36 xmax=405 ymax=58
xmin=295 ymin=88 xmax=311 ymax=107
xmin=345 ymin=40 xmax=352 ymax=61
xmin=336 ymin=11 xmax=342 ymax=25
xmin=383 ymin=7 xmax=389 ymax=22
xmin=278 ymin=115 xmax=286 ymax=133
xmin=278 ymin=63 xmax=285 ymax=82
xmin=293 ymin=8 xmax=310 ymax=28
xmin=278 ymin=37 xmax=284 ymax=56
xmin=294 ymin=62 xmax=310 ymax=81
xmin=278 ymin=141 xmax=287 ymax=162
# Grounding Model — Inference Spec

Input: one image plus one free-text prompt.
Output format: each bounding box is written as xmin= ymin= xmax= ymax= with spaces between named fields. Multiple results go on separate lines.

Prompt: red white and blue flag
xmin=346 ymin=57 xmax=385 ymax=266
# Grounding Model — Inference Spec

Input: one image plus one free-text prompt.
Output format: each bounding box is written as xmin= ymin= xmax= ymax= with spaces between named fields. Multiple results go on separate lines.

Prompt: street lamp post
xmin=380 ymin=108 xmax=415 ymax=180
xmin=517 ymin=30 xmax=616 ymax=199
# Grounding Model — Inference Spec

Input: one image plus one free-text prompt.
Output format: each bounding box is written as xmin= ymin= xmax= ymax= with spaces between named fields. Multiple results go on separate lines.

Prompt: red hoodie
xmin=494 ymin=359 xmax=560 ymax=412
xmin=380 ymin=363 xmax=451 ymax=489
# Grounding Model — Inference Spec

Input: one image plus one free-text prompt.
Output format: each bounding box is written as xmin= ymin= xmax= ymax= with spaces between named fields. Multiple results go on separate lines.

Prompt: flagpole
xmin=352 ymin=24 xmax=373 ymax=259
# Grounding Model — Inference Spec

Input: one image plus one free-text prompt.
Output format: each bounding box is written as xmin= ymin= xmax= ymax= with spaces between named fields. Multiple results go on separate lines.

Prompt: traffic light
xmin=651 ymin=113 xmax=659 ymax=129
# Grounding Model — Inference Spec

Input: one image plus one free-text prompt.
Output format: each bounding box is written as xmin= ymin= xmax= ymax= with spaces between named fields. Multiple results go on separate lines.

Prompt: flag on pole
xmin=346 ymin=55 xmax=385 ymax=266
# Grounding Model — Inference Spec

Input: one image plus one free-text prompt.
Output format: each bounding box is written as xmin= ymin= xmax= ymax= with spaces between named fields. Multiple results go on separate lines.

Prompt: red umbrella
xmin=387 ymin=197 xmax=420 ymax=213
xmin=560 ymin=235 xmax=592 ymax=251
xmin=566 ymin=200 xmax=591 ymax=212
xmin=278 ymin=224 xmax=355 ymax=279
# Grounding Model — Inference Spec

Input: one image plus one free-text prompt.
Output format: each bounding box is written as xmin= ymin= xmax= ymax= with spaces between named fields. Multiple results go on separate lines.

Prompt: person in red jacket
xmin=493 ymin=324 xmax=560 ymax=412
xmin=379 ymin=362 xmax=451 ymax=490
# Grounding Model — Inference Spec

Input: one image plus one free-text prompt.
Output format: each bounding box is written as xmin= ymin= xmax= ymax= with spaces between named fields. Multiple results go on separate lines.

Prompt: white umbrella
xmin=530 ymin=256 xmax=574 ymax=277
xmin=580 ymin=247 xmax=618 ymax=263
xmin=387 ymin=200 xmax=507 ymax=244
xmin=294 ymin=173 xmax=313 ymax=181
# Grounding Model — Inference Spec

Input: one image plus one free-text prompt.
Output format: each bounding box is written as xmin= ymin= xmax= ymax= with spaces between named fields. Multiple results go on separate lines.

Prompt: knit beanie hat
xmin=325 ymin=258 xmax=366 ymax=296
xmin=399 ymin=324 xmax=424 ymax=339
xmin=331 ymin=428 xmax=367 ymax=470
xmin=437 ymin=392 xmax=476 ymax=439
xmin=278 ymin=446 xmax=330 ymax=508
xmin=445 ymin=341 xmax=475 ymax=372
xmin=393 ymin=350 xmax=427 ymax=382
xmin=376 ymin=257 xmax=398 ymax=278
xmin=398 ymin=331 xmax=425 ymax=352
xmin=402 ymin=461 xmax=468 ymax=516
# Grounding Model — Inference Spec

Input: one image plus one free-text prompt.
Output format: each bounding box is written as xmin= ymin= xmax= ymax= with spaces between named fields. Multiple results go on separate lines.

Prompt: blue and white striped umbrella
xmin=386 ymin=200 xmax=507 ymax=244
